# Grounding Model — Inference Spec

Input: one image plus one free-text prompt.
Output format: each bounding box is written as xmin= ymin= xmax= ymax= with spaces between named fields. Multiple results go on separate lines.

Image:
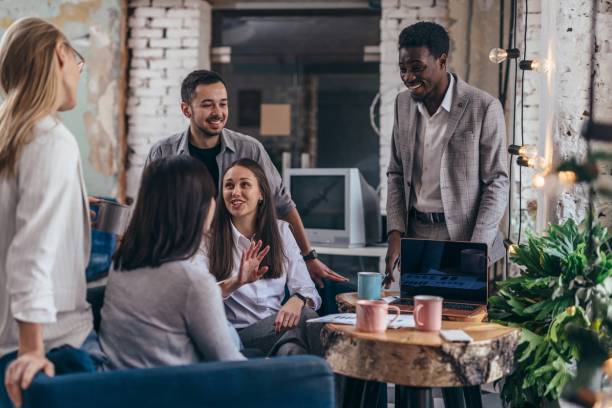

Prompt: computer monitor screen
xmin=290 ymin=175 xmax=345 ymax=230
xmin=400 ymin=239 xmax=488 ymax=304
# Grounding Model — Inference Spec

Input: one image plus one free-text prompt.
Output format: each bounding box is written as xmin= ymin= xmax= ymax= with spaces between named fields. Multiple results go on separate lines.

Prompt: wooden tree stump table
xmin=321 ymin=311 xmax=519 ymax=407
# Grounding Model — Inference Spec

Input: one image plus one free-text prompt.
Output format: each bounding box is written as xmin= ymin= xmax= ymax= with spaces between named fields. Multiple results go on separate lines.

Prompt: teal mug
xmin=357 ymin=272 xmax=382 ymax=300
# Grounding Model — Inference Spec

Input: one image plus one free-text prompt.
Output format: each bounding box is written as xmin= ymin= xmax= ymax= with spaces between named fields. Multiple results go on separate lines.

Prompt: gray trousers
xmin=238 ymin=308 xmax=324 ymax=357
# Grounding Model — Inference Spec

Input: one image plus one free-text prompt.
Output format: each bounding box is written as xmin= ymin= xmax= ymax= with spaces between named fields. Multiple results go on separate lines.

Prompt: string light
xmin=489 ymin=48 xmax=520 ymax=64
xmin=517 ymin=156 xmax=550 ymax=172
xmin=503 ymin=239 xmax=518 ymax=256
xmin=508 ymin=144 xmax=538 ymax=159
xmin=519 ymin=58 xmax=550 ymax=73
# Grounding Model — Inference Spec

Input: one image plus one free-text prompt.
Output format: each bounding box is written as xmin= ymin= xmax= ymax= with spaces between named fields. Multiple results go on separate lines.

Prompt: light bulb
xmin=519 ymin=145 xmax=538 ymax=159
xmin=526 ymin=156 xmax=550 ymax=172
xmin=508 ymin=244 xmax=518 ymax=256
xmin=519 ymin=58 xmax=550 ymax=73
xmin=508 ymin=144 xmax=538 ymax=158
xmin=558 ymin=171 xmax=577 ymax=188
xmin=532 ymin=173 xmax=546 ymax=188
xmin=489 ymin=48 xmax=520 ymax=64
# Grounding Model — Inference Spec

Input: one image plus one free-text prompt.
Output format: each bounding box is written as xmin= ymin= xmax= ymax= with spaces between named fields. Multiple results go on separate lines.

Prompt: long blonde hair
xmin=0 ymin=17 xmax=67 ymax=178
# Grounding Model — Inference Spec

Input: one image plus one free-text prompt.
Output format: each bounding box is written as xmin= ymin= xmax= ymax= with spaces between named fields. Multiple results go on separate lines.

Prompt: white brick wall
xmin=378 ymin=0 xmax=449 ymax=212
xmin=126 ymin=0 xmax=211 ymax=200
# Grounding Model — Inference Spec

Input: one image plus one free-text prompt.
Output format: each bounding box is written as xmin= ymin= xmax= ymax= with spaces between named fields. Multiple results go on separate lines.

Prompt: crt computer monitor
xmin=286 ymin=168 xmax=380 ymax=247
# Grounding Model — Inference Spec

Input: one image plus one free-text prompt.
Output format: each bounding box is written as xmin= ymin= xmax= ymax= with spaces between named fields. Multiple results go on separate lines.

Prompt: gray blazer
xmin=386 ymin=73 xmax=508 ymax=262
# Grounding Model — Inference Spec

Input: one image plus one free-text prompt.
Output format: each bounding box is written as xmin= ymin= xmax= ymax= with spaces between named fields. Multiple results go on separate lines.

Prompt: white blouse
xmin=0 ymin=115 xmax=92 ymax=356
xmin=222 ymin=220 xmax=321 ymax=329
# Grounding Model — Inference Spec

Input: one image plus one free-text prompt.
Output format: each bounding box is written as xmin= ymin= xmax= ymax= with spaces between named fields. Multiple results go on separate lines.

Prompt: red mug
xmin=414 ymin=295 xmax=443 ymax=332
xmin=355 ymin=300 xmax=401 ymax=334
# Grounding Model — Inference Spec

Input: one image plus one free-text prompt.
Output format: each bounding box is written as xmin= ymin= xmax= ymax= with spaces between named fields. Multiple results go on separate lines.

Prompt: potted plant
xmin=489 ymin=219 xmax=612 ymax=407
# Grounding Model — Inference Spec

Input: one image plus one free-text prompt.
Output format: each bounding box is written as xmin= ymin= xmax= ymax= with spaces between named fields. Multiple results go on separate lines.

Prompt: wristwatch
xmin=302 ymin=249 xmax=318 ymax=262
xmin=293 ymin=293 xmax=308 ymax=306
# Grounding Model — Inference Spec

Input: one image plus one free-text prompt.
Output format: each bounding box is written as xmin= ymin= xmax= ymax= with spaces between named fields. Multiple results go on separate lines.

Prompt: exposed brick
xmin=182 ymin=38 xmax=198 ymax=47
xmin=150 ymin=18 xmax=183 ymax=28
xmin=166 ymin=28 xmax=199 ymax=38
xmin=165 ymin=48 xmax=198 ymax=58
xmin=149 ymin=59 xmax=183 ymax=69
xmin=131 ymin=48 xmax=164 ymax=58
xmin=167 ymin=8 xmax=199 ymax=18
xmin=149 ymin=38 xmax=182 ymax=48
xmin=130 ymin=58 xmax=148 ymax=69
xmin=130 ymin=68 xmax=164 ymax=79
xmin=128 ymin=17 xmax=148 ymax=28
xmin=133 ymin=7 xmax=166 ymax=18
xmin=130 ymin=28 xmax=163 ymax=38
xmin=128 ymin=38 xmax=148 ymax=49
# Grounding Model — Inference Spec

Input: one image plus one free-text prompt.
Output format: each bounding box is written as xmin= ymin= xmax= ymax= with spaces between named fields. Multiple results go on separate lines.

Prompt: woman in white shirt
xmin=0 ymin=17 xmax=94 ymax=407
xmin=99 ymin=156 xmax=251 ymax=369
xmin=208 ymin=158 xmax=323 ymax=357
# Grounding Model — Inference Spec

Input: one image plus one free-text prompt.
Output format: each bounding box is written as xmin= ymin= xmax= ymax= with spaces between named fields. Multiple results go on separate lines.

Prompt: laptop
xmin=392 ymin=238 xmax=488 ymax=318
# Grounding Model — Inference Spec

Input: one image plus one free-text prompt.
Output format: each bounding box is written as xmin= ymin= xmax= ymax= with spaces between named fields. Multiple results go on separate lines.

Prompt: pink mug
xmin=355 ymin=300 xmax=401 ymax=334
xmin=414 ymin=295 xmax=443 ymax=332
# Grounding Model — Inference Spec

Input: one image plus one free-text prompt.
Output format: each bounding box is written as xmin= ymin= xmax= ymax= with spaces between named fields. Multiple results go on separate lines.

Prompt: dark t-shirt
xmin=189 ymin=142 xmax=222 ymax=194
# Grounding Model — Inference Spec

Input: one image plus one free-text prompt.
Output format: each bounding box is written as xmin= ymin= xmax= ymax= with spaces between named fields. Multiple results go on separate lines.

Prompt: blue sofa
xmin=22 ymin=355 xmax=334 ymax=408
xmin=13 ymin=285 xmax=335 ymax=408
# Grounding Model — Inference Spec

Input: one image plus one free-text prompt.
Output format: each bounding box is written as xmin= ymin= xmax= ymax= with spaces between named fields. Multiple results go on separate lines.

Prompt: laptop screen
xmin=400 ymin=239 xmax=488 ymax=304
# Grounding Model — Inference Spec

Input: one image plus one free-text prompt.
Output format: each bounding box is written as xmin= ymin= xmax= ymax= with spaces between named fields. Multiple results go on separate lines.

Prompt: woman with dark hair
xmin=99 ymin=156 xmax=267 ymax=369
xmin=209 ymin=159 xmax=323 ymax=356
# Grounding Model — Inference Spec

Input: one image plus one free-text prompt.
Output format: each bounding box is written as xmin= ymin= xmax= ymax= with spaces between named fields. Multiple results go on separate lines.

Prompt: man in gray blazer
xmin=384 ymin=22 xmax=508 ymax=286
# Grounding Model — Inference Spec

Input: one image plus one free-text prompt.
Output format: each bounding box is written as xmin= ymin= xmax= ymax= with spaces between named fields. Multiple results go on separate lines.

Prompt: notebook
xmin=392 ymin=238 xmax=488 ymax=318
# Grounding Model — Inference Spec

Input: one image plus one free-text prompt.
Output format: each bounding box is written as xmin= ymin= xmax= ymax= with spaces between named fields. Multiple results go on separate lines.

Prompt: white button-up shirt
xmin=223 ymin=220 xmax=321 ymax=329
xmin=0 ymin=116 xmax=93 ymax=356
xmin=411 ymin=73 xmax=455 ymax=213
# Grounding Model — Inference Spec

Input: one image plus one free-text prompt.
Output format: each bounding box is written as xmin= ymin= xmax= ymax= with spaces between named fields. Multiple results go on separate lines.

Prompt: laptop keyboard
xmin=398 ymin=299 xmax=479 ymax=311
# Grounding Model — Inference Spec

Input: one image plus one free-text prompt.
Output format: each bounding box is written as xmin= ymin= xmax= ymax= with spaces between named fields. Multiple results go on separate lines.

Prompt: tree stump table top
xmin=321 ymin=320 xmax=519 ymax=388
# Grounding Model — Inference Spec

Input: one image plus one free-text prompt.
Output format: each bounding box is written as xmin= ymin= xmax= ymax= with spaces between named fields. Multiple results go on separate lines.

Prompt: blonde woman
xmin=0 ymin=17 xmax=97 ymax=407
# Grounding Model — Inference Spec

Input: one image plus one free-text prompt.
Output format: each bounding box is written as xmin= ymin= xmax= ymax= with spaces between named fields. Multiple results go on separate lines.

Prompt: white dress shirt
xmin=223 ymin=220 xmax=321 ymax=329
xmin=411 ymin=74 xmax=455 ymax=213
xmin=0 ymin=115 xmax=92 ymax=356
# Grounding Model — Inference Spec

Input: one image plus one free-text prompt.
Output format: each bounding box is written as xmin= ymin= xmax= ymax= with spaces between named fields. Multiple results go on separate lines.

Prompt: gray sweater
xmin=99 ymin=256 xmax=245 ymax=369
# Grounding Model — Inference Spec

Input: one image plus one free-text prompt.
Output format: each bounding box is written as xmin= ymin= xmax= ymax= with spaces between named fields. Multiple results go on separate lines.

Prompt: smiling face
xmin=222 ymin=165 xmax=263 ymax=225
xmin=181 ymin=82 xmax=228 ymax=138
xmin=398 ymin=46 xmax=447 ymax=103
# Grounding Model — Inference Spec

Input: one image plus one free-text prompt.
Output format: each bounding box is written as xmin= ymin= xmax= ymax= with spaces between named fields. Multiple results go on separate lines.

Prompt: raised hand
xmin=236 ymin=240 xmax=270 ymax=285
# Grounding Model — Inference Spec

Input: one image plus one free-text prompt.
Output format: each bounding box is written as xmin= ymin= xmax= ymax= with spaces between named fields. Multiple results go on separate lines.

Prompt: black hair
xmin=181 ymin=69 xmax=227 ymax=103
xmin=113 ymin=155 xmax=215 ymax=271
xmin=398 ymin=21 xmax=449 ymax=59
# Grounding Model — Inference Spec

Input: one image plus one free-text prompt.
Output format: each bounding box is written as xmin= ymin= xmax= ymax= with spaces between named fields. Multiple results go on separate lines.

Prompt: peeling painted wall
xmin=0 ymin=0 xmax=124 ymax=196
